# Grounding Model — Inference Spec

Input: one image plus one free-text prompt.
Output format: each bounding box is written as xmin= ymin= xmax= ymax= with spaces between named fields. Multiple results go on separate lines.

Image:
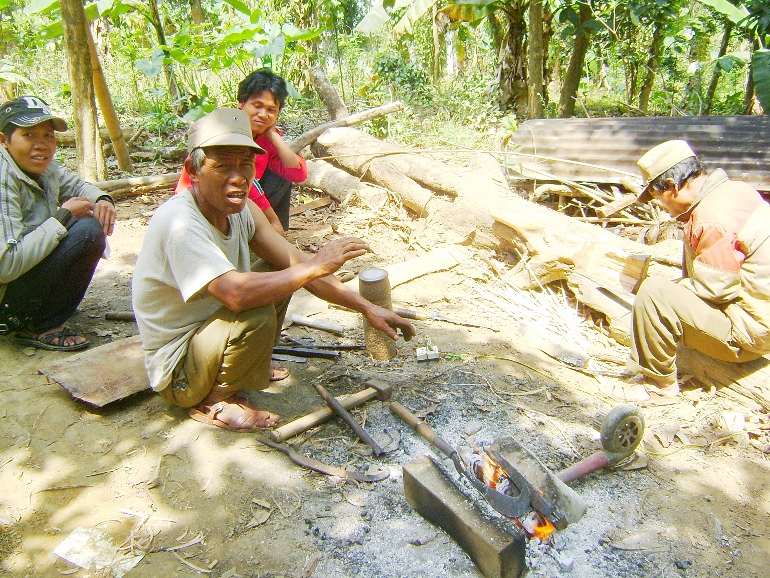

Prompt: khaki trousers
xmin=160 ymin=258 xmax=290 ymax=409
xmin=629 ymin=277 xmax=760 ymax=384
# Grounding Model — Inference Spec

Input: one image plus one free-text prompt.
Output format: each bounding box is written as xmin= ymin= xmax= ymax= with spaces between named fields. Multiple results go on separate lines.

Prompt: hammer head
xmin=365 ymin=379 xmax=392 ymax=401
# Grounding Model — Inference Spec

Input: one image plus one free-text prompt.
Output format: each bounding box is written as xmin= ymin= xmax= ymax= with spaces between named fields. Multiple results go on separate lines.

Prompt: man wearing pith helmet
xmin=132 ymin=108 xmax=415 ymax=432
xmin=619 ymin=139 xmax=770 ymax=403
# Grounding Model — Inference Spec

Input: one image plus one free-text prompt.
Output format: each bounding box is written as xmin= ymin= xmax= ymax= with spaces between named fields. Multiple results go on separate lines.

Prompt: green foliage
xmin=370 ymin=51 xmax=432 ymax=102
xmin=0 ymin=59 xmax=33 ymax=87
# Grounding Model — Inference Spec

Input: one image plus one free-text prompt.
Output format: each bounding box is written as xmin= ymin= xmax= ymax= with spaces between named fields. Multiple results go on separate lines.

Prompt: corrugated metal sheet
xmin=507 ymin=116 xmax=770 ymax=192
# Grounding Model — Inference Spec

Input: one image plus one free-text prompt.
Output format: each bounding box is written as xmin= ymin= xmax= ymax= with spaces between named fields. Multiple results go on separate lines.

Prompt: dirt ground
xmin=1 ymin=184 xmax=769 ymax=578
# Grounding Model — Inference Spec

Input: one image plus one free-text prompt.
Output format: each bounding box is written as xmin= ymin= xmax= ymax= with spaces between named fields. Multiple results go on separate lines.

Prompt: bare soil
xmin=1 ymin=184 xmax=769 ymax=578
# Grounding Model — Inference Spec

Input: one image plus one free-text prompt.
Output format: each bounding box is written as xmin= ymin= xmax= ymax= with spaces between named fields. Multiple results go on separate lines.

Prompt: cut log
xmin=313 ymin=126 xmax=480 ymax=198
xmin=308 ymin=66 xmax=349 ymax=120
xmin=312 ymin=127 xmax=500 ymax=244
xmin=289 ymin=102 xmax=404 ymax=153
xmin=94 ymin=172 xmax=180 ymax=199
xmin=304 ymin=159 xmax=387 ymax=206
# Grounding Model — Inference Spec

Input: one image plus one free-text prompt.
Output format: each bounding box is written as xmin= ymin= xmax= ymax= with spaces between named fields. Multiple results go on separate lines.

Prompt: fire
xmin=531 ymin=512 xmax=556 ymax=541
xmin=517 ymin=511 xmax=556 ymax=541
xmin=473 ymin=453 xmax=510 ymax=492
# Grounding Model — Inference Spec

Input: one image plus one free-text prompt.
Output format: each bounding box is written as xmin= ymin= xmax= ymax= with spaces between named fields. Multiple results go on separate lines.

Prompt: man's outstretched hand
xmin=364 ymin=305 xmax=416 ymax=341
xmin=310 ymin=237 xmax=370 ymax=278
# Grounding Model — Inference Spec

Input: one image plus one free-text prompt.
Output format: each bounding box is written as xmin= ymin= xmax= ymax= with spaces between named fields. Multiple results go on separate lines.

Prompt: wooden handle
xmin=269 ymin=387 xmax=377 ymax=442
xmin=291 ymin=314 xmax=346 ymax=336
xmin=105 ymin=311 xmax=135 ymax=321
xmin=392 ymin=307 xmax=427 ymax=321
xmin=389 ymin=401 xmax=455 ymax=458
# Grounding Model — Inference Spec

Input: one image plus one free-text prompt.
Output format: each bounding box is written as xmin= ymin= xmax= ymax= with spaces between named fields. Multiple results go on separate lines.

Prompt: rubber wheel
xmin=599 ymin=404 xmax=645 ymax=455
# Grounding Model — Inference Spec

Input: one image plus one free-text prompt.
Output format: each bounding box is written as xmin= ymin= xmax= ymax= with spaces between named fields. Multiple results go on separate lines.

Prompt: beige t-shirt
xmin=132 ymin=190 xmax=255 ymax=391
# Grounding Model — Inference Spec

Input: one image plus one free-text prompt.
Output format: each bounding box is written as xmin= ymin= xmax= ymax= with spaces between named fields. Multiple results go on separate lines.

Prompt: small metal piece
xmin=259 ymin=439 xmax=390 ymax=482
xmin=314 ymin=382 xmax=386 ymax=457
xmin=270 ymin=353 xmax=308 ymax=363
xmin=416 ymin=338 xmax=439 ymax=362
xmin=390 ymin=402 xmax=532 ymax=519
xmin=271 ymin=346 xmax=340 ymax=359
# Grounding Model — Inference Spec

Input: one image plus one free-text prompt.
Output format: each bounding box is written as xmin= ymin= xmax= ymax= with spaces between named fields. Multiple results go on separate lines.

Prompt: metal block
xmin=403 ymin=456 xmax=526 ymax=578
xmin=416 ymin=346 xmax=439 ymax=362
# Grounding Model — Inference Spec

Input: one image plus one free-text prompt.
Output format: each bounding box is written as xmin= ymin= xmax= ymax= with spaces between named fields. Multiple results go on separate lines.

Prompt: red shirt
xmin=175 ymin=130 xmax=307 ymax=212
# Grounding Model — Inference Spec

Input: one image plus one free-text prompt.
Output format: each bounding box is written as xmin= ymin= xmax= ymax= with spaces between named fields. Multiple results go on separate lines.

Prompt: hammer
xmin=268 ymin=379 xmax=392 ymax=443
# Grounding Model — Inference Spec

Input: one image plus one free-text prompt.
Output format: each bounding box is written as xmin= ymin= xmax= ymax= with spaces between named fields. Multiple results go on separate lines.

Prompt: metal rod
xmin=313 ymin=383 xmax=386 ymax=457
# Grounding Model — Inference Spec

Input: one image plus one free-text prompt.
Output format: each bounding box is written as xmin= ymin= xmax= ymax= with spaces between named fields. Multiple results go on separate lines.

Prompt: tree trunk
xmin=704 ymin=21 xmax=732 ymax=114
xmin=497 ymin=2 xmax=528 ymax=112
xmin=527 ymin=0 xmax=544 ymax=118
xmin=432 ymin=3 xmax=441 ymax=83
xmin=638 ymin=19 xmax=665 ymax=114
xmin=147 ymin=0 xmax=183 ymax=112
xmin=60 ymin=0 xmax=105 ymax=182
xmin=744 ymin=39 xmax=760 ymax=114
xmin=85 ymin=26 xmax=133 ymax=173
xmin=308 ymin=66 xmax=349 ymax=120
xmin=558 ymin=3 xmax=592 ymax=118
xmin=189 ymin=0 xmax=204 ymax=24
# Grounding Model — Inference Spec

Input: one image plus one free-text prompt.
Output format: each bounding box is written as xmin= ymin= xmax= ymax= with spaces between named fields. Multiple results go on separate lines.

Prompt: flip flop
xmin=188 ymin=396 xmax=280 ymax=432
xmin=610 ymin=375 xmax=680 ymax=405
xmin=15 ymin=327 xmax=90 ymax=352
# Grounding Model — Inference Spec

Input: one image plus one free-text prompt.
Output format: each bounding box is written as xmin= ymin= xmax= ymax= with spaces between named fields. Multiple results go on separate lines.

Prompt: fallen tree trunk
xmin=95 ymin=172 xmax=179 ymax=199
xmin=289 ymin=102 xmax=404 ymax=154
xmin=313 ymin=126 xmax=503 ymax=199
xmin=304 ymin=159 xmax=386 ymax=205
xmin=311 ymin=127 xmax=501 ymax=244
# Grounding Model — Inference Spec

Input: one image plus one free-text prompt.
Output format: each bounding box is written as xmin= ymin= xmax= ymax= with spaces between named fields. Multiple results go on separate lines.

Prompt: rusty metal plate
xmin=507 ymin=116 xmax=770 ymax=192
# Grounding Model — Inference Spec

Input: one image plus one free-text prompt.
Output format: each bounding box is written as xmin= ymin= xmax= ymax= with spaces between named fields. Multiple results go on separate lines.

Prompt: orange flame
xmin=531 ymin=512 xmax=556 ymax=541
xmin=474 ymin=454 xmax=509 ymax=491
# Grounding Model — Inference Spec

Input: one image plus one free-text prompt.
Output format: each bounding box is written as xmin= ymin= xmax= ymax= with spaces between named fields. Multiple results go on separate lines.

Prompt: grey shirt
xmin=131 ymin=190 xmax=255 ymax=391
xmin=0 ymin=146 xmax=107 ymax=302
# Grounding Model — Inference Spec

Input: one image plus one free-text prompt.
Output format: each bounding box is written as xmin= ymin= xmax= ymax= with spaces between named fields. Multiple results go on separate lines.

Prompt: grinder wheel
xmin=598 ymin=404 xmax=645 ymax=455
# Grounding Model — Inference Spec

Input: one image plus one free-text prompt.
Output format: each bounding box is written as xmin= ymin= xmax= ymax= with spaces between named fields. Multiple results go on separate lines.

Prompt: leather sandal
xmin=188 ymin=396 xmax=280 ymax=432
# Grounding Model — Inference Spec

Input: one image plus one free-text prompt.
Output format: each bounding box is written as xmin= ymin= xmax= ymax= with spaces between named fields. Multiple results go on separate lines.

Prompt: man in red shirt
xmin=177 ymin=69 xmax=307 ymax=235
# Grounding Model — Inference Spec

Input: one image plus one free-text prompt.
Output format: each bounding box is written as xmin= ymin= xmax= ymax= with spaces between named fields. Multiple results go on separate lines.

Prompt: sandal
xmin=188 ymin=395 xmax=280 ymax=432
xmin=15 ymin=326 xmax=90 ymax=352
xmin=610 ymin=375 xmax=679 ymax=405
xmin=270 ymin=360 xmax=289 ymax=382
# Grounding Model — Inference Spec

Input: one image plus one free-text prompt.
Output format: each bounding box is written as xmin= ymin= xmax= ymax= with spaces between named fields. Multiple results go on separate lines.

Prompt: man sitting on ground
xmin=176 ymin=68 xmax=307 ymax=235
xmin=132 ymin=108 xmax=414 ymax=431
xmin=622 ymin=140 xmax=770 ymax=402
xmin=0 ymin=96 xmax=116 ymax=351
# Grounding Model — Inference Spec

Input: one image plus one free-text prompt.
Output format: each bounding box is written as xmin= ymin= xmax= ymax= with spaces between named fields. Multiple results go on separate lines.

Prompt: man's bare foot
xmin=270 ymin=360 xmax=289 ymax=381
xmin=188 ymin=395 xmax=280 ymax=432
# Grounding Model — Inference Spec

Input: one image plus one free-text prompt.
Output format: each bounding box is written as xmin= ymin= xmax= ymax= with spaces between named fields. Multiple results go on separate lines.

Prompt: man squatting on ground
xmin=176 ymin=68 xmax=307 ymax=236
xmin=622 ymin=140 xmax=770 ymax=402
xmin=0 ymin=96 xmax=116 ymax=351
xmin=132 ymin=109 xmax=415 ymax=431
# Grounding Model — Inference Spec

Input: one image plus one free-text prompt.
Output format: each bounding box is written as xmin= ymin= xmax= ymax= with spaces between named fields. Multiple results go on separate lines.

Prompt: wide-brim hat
xmin=0 ymin=96 xmax=67 ymax=133
xmin=637 ymin=140 xmax=696 ymax=202
xmin=187 ymin=108 xmax=266 ymax=154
